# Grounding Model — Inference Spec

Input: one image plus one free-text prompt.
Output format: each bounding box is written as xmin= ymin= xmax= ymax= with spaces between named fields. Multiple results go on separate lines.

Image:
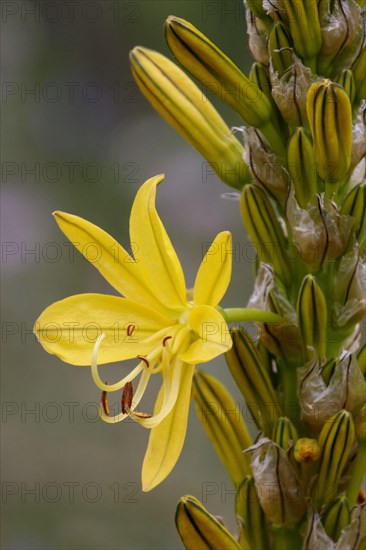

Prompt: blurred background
xmin=2 ymin=1 xmax=256 ymax=548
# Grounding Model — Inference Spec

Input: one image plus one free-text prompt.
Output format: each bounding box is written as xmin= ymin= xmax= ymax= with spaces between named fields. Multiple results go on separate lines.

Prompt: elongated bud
xmin=335 ymin=69 xmax=356 ymax=103
xmin=357 ymin=343 xmax=366 ymax=376
xmin=130 ymin=47 xmax=250 ymax=189
xmin=283 ymin=0 xmax=321 ymax=67
xmin=272 ymin=417 xmax=298 ymax=450
xmin=307 ymin=80 xmax=353 ymax=184
xmin=245 ymin=0 xmax=273 ymax=27
xmin=313 ymin=410 xmax=355 ymax=509
xmin=287 ymin=128 xmax=318 ymax=207
xmin=176 ymin=495 xmax=242 ymax=550
xmin=353 ymin=46 xmax=366 ymax=106
xmin=225 ymin=327 xmax=282 ymax=434
xmin=235 ymin=475 xmax=270 ymax=550
xmin=297 ymin=275 xmax=327 ymax=362
xmin=341 ymin=183 xmax=366 ymax=244
xmin=241 ymin=184 xmax=290 ymax=284
xmin=249 ymin=62 xmax=284 ymax=132
xmin=268 ymin=22 xmax=293 ymax=77
xmin=294 ymin=438 xmax=321 ymax=463
xmin=322 ymin=495 xmax=351 ymax=541
xmin=193 ymin=370 xmax=252 ymax=487
xmin=164 ymin=16 xmax=286 ymax=157
xmin=245 ymin=437 xmax=307 ymax=525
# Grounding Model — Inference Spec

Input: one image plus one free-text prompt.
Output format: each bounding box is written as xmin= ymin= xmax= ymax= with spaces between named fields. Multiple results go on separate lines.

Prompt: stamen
xmin=121 ymin=382 xmax=134 ymax=414
xmin=126 ymin=324 xmax=135 ymax=337
xmin=137 ymin=355 xmax=150 ymax=368
xmin=162 ymin=336 xmax=172 ymax=347
xmin=133 ymin=411 xmax=152 ymax=419
xmin=101 ymin=382 xmax=109 ymax=416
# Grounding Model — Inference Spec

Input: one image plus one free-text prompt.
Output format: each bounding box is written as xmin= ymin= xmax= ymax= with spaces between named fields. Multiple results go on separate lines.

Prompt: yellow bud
xmin=307 ymin=80 xmax=353 ymax=185
xmin=283 ymin=0 xmax=321 ymax=68
xmin=294 ymin=438 xmax=321 ymax=463
xmin=130 ymin=47 xmax=251 ymax=189
xmin=297 ymin=275 xmax=328 ymax=362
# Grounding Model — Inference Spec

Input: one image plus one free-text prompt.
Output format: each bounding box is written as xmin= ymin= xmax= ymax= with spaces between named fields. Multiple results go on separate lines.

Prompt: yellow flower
xmin=34 ymin=174 xmax=233 ymax=491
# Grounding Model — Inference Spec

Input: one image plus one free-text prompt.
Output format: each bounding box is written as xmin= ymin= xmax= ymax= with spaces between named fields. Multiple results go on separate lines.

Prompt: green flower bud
xmin=341 ymin=183 xmax=366 ymax=244
xmin=335 ymin=69 xmax=356 ymax=103
xmin=245 ymin=0 xmax=273 ymax=29
xmin=249 ymin=62 xmax=284 ymax=133
xmin=357 ymin=343 xmax=366 ymax=377
xmin=322 ymin=495 xmax=351 ymax=541
xmin=336 ymin=502 xmax=366 ymax=550
xmin=307 ymin=80 xmax=353 ymax=185
xmin=235 ymin=475 xmax=270 ymax=550
xmin=268 ymin=22 xmax=293 ymax=77
xmin=164 ymin=16 xmax=286 ymax=157
xmin=297 ymin=275 xmax=327 ymax=362
xmin=245 ymin=437 xmax=307 ymax=526
xmin=241 ymin=184 xmax=291 ymax=284
xmin=282 ymin=0 xmax=321 ymax=68
xmin=129 ymin=47 xmax=250 ymax=189
xmin=287 ymin=127 xmax=318 ymax=207
xmin=272 ymin=417 xmax=299 ymax=450
xmin=313 ymin=410 xmax=355 ymax=509
xmin=225 ymin=327 xmax=282 ymax=434
xmin=352 ymin=46 xmax=366 ymax=106
xmin=176 ymin=495 xmax=242 ymax=550
xmin=193 ymin=370 xmax=252 ymax=487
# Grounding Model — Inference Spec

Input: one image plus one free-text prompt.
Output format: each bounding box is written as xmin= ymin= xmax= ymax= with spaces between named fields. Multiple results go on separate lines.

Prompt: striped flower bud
xmin=352 ymin=46 xmax=366 ymax=106
xmin=282 ymin=0 xmax=321 ymax=69
xmin=341 ymin=183 xmax=366 ymax=244
xmin=333 ymin=249 xmax=366 ymax=330
xmin=306 ymin=80 xmax=353 ymax=185
xmin=322 ymin=495 xmax=351 ymax=541
xmin=287 ymin=127 xmax=318 ymax=207
xmin=336 ymin=502 xmax=366 ymax=550
xmin=271 ymin=55 xmax=314 ymax=128
xmin=129 ymin=47 xmax=250 ymax=189
xmin=268 ymin=22 xmax=294 ymax=77
xmin=235 ymin=475 xmax=270 ymax=550
xmin=193 ymin=370 xmax=252 ymax=487
xmin=225 ymin=327 xmax=282 ymax=434
xmin=297 ymin=275 xmax=327 ymax=362
xmin=272 ymin=417 xmax=299 ymax=450
xmin=313 ymin=410 xmax=355 ymax=509
xmin=357 ymin=343 xmax=366 ymax=377
xmin=249 ymin=62 xmax=284 ymax=134
xmin=245 ymin=437 xmax=307 ymax=526
xmin=298 ymin=352 xmax=366 ymax=432
xmin=245 ymin=0 xmax=273 ymax=28
xmin=303 ymin=510 xmax=334 ymax=549
xmin=335 ymin=69 xmax=356 ymax=103
xmin=164 ymin=17 xmax=270 ymax=128
xmin=176 ymin=495 xmax=242 ymax=550
xmin=241 ymin=184 xmax=291 ymax=284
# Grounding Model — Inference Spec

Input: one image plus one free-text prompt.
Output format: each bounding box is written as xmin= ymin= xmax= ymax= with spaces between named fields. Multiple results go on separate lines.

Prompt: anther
xmin=101 ymin=381 xmax=110 ymax=416
xmin=126 ymin=324 xmax=136 ymax=337
xmin=133 ymin=411 xmax=152 ymax=419
xmin=137 ymin=355 xmax=150 ymax=368
xmin=162 ymin=336 xmax=172 ymax=347
xmin=121 ymin=381 xmax=134 ymax=414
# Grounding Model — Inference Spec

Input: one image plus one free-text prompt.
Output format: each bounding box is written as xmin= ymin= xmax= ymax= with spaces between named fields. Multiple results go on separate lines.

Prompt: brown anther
xmin=137 ymin=355 xmax=150 ymax=368
xmin=162 ymin=336 xmax=172 ymax=347
xmin=133 ymin=411 xmax=152 ymax=419
xmin=126 ymin=324 xmax=135 ymax=337
xmin=357 ymin=488 xmax=366 ymax=504
xmin=101 ymin=381 xmax=110 ymax=416
xmin=121 ymin=381 xmax=134 ymax=414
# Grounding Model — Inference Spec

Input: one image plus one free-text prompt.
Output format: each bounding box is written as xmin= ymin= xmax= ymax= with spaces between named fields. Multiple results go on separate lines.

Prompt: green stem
xmin=346 ymin=442 xmax=366 ymax=507
xmin=281 ymin=363 xmax=301 ymax=429
xmin=222 ymin=307 xmax=285 ymax=324
xmin=260 ymin=121 xmax=287 ymax=157
xmin=272 ymin=525 xmax=303 ymax=550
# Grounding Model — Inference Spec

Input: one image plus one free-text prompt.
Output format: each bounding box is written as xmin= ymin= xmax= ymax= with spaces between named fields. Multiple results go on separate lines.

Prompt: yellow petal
xmin=34 ymin=293 xmax=172 ymax=365
xmin=193 ymin=231 xmax=232 ymax=307
xmin=180 ymin=306 xmax=232 ymax=364
xmin=53 ymin=210 xmax=171 ymax=315
xmin=142 ymin=362 xmax=195 ymax=491
xmin=129 ymin=175 xmax=186 ymax=311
